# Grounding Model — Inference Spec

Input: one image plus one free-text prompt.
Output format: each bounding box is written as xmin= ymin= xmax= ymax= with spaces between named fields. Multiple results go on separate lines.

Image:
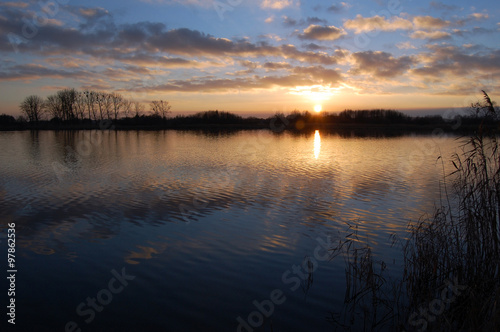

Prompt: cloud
xmin=396 ymin=41 xmax=417 ymax=49
xmin=327 ymin=2 xmax=351 ymax=13
xmin=455 ymin=12 xmax=491 ymax=26
xmin=265 ymin=16 xmax=274 ymax=23
xmin=412 ymin=45 xmax=500 ymax=79
xmin=0 ymin=2 xmax=28 ymax=8
xmin=136 ymin=65 xmax=342 ymax=93
xmin=429 ymin=1 xmax=460 ymax=12
xmin=140 ymin=0 xmax=213 ymax=8
xmin=410 ymin=30 xmax=451 ymax=40
xmin=351 ymin=51 xmax=415 ymax=78
xmin=0 ymin=5 xmax=343 ymax=70
xmin=79 ymin=7 xmax=110 ymax=18
xmin=412 ymin=16 xmax=450 ymax=30
xmin=452 ymin=27 xmax=497 ymax=38
xmin=303 ymin=42 xmax=326 ymax=51
xmin=282 ymin=16 xmax=298 ymax=27
xmin=282 ymin=16 xmax=327 ymax=27
xmin=261 ymin=0 xmax=293 ymax=10
xmin=292 ymin=65 xmax=342 ymax=85
xmin=469 ymin=13 xmax=489 ymax=20
xmin=344 ymin=15 xmax=413 ymax=33
xmin=306 ymin=17 xmax=327 ymax=25
xmin=263 ymin=62 xmax=293 ymax=70
xmin=298 ymin=25 xmax=345 ymax=41
xmin=0 ymin=63 xmax=88 ymax=81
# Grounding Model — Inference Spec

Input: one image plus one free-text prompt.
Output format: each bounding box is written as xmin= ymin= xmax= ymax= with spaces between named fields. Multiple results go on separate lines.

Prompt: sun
xmin=314 ymin=104 xmax=322 ymax=113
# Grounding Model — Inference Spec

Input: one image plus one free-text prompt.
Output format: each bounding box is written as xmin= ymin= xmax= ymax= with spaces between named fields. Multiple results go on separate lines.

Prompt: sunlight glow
xmin=289 ymin=85 xmax=340 ymax=103
xmin=314 ymin=130 xmax=321 ymax=159
xmin=314 ymin=104 xmax=322 ymax=113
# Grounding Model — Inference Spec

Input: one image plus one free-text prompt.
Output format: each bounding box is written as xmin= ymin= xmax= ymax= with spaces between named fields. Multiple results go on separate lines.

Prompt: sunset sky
xmin=1 ymin=0 xmax=499 ymax=117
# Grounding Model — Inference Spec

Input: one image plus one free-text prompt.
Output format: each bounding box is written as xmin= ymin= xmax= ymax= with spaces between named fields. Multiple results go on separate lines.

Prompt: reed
xmin=330 ymin=91 xmax=500 ymax=331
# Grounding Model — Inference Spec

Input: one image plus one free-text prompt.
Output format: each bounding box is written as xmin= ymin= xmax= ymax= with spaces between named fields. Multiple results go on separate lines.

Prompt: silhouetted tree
xmin=110 ymin=93 xmax=124 ymax=120
xmin=75 ymin=91 xmax=86 ymax=121
xmin=122 ymin=98 xmax=132 ymax=118
xmin=45 ymin=94 xmax=62 ymax=120
xmin=58 ymin=88 xmax=77 ymax=121
xmin=83 ymin=90 xmax=97 ymax=121
xmin=150 ymin=100 xmax=171 ymax=119
xmin=0 ymin=114 xmax=16 ymax=125
xmin=20 ymin=95 xmax=44 ymax=122
xmin=133 ymin=101 xmax=144 ymax=117
xmin=95 ymin=92 xmax=112 ymax=120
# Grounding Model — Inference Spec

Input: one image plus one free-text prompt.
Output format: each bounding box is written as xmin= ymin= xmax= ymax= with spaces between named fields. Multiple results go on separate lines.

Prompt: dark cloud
xmin=292 ymin=65 xmax=342 ymax=84
xmin=263 ymin=62 xmax=293 ymax=70
xmin=0 ymin=63 xmax=89 ymax=80
xmin=282 ymin=16 xmax=327 ymax=27
xmin=0 ymin=6 xmax=341 ymax=67
xmin=303 ymin=42 xmax=325 ymax=51
xmin=327 ymin=2 xmax=350 ymax=13
xmin=282 ymin=16 xmax=298 ymax=27
xmin=352 ymin=51 xmax=415 ymax=78
xmin=429 ymin=1 xmax=460 ymax=12
xmin=411 ymin=46 xmax=500 ymax=79
xmin=306 ymin=17 xmax=327 ymax=25
xmin=135 ymin=65 xmax=342 ymax=93
xmin=298 ymin=25 xmax=345 ymax=40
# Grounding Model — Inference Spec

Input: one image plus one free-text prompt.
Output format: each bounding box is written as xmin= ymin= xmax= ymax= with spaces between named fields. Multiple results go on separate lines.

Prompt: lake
xmin=0 ymin=129 xmax=461 ymax=331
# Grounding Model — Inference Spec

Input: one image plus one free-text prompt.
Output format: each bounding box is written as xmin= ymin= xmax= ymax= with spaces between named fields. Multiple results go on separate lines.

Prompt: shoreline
xmin=0 ymin=121 xmax=487 ymax=135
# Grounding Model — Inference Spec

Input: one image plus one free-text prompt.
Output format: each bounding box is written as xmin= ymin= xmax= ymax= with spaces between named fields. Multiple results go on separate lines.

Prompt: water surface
xmin=0 ymin=130 xmax=460 ymax=331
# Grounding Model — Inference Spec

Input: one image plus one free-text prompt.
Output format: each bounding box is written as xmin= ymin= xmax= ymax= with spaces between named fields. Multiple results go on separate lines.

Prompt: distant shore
xmin=1 ymin=109 xmax=495 ymax=135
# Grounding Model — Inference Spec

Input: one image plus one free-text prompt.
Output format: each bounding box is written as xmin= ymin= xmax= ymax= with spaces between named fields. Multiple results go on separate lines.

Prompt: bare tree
xmin=122 ymin=99 xmax=132 ymax=118
xmin=20 ymin=95 xmax=44 ymax=122
xmin=95 ymin=92 xmax=111 ymax=120
xmin=103 ymin=93 xmax=113 ymax=120
xmin=83 ymin=90 xmax=97 ymax=121
xmin=45 ymin=94 xmax=63 ymax=120
xmin=150 ymin=100 xmax=171 ymax=119
xmin=133 ymin=102 xmax=145 ymax=117
xmin=110 ymin=93 xmax=124 ymax=120
xmin=58 ymin=88 xmax=77 ymax=121
xmin=75 ymin=92 xmax=86 ymax=121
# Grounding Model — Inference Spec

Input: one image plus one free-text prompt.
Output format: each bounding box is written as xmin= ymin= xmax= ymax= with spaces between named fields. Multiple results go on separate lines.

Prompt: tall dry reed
xmin=330 ymin=91 xmax=500 ymax=331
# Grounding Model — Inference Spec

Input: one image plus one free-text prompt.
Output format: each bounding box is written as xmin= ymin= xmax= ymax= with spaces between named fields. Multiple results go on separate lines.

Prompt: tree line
xmin=18 ymin=88 xmax=171 ymax=123
xmin=1 ymin=89 xmax=497 ymax=131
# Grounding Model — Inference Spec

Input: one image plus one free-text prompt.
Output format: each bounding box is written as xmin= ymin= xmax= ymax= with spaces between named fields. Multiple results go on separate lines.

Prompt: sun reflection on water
xmin=314 ymin=130 xmax=321 ymax=159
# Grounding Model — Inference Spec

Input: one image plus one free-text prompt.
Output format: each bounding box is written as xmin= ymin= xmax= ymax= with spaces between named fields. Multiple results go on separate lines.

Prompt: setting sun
xmin=314 ymin=104 xmax=322 ymax=113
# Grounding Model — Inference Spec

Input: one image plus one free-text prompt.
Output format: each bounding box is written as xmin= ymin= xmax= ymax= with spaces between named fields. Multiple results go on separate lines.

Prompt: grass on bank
xmin=329 ymin=91 xmax=500 ymax=331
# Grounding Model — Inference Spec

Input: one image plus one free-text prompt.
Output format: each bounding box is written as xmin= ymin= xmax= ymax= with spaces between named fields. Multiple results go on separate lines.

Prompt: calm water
xmin=0 ymin=130 xmax=460 ymax=331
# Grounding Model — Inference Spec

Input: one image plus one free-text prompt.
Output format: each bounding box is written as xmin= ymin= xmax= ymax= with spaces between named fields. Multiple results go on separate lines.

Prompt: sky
xmin=0 ymin=0 xmax=499 ymax=117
